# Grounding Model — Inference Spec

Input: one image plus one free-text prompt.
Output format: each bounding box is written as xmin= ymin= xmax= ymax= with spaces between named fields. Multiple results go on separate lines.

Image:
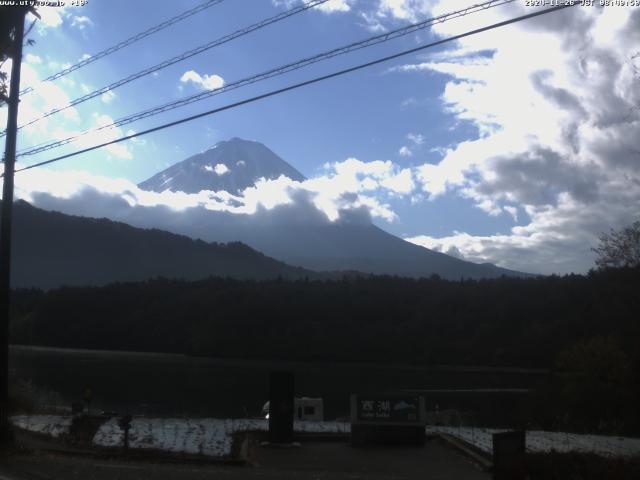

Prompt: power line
xmin=12 ymin=3 xmax=578 ymax=175
xmin=15 ymin=0 xmax=516 ymax=155
xmin=16 ymin=0 xmax=519 ymax=158
xmin=17 ymin=0 xmax=226 ymax=97
xmin=8 ymin=0 xmax=331 ymax=134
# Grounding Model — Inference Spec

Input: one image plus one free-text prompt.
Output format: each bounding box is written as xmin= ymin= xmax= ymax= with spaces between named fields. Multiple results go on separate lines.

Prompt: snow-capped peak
xmin=138 ymin=137 xmax=305 ymax=194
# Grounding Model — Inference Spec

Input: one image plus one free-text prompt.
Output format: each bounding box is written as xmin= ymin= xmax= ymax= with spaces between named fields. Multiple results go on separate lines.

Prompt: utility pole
xmin=0 ymin=7 xmax=26 ymax=444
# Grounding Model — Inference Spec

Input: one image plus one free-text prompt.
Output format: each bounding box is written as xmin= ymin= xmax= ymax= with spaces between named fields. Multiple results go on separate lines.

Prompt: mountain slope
xmin=135 ymin=137 xmax=529 ymax=279
xmin=138 ymin=137 xmax=305 ymax=194
xmin=181 ymin=221 xmax=529 ymax=279
xmin=8 ymin=200 xmax=313 ymax=289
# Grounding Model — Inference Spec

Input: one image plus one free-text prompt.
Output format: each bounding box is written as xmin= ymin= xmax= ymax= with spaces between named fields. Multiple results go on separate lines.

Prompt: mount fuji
xmin=137 ymin=138 xmax=529 ymax=280
xmin=138 ymin=137 xmax=305 ymax=194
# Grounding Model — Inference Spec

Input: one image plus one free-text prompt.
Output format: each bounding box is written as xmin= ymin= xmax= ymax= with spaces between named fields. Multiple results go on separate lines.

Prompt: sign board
xmin=351 ymin=394 xmax=425 ymax=425
xmin=350 ymin=394 xmax=426 ymax=447
xmin=356 ymin=396 xmax=420 ymax=422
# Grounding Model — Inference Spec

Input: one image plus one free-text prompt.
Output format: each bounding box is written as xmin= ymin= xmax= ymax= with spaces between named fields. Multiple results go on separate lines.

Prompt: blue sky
xmin=3 ymin=1 xmax=639 ymax=274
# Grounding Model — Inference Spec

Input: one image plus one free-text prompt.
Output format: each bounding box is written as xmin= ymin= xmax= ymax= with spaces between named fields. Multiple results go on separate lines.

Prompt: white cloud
xmin=25 ymin=54 xmax=42 ymax=64
xmin=503 ymin=205 xmax=518 ymax=222
xmin=51 ymin=114 xmax=134 ymax=160
xmin=404 ymin=193 xmax=611 ymax=275
xmin=317 ymin=0 xmax=351 ymax=12
xmin=396 ymin=4 xmax=640 ymax=274
xmin=358 ymin=11 xmax=387 ymax=32
xmin=0 ymin=61 xmax=134 ymax=161
xmin=71 ymin=15 xmax=94 ymax=30
xmin=101 ymin=90 xmax=116 ymax=104
xmin=85 ymin=115 xmax=133 ymax=160
xmin=376 ymin=0 xmax=434 ymax=22
xmin=398 ymin=133 xmax=424 ymax=159
xmin=60 ymin=76 xmax=76 ymax=88
xmin=180 ymin=70 xmax=225 ymax=91
xmin=399 ymin=146 xmax=413 ymax=157
xmin=406 ymin=132 xmax=425 ymax=145
xmin=272 ymin=0 xmax=351 ymax=13
xmin=126 ymin=129 xmax=147 ymax=146
xmin=12 ymin=154 xmax=420 ymax=236
xmin=381 ymin=168 xmax=415 ymax=194
xmin=0 ymin=63 xmax=80 ymax=133
xmin=28 ymin=5 xmax=70 ymax=29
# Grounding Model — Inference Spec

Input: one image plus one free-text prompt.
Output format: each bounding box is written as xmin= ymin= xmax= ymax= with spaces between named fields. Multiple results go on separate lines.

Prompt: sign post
xmin=268 ymin=371 xmax=294 ymax=444
xmin=83 ymin=386 xmax=93 ymax=415
xmin=350 ymin=394 xmax=426 ymax=447
xmin=492 ymin=430 xmax=526 ymax=480
xmin=0 ymin=6 xmax=27 ymax=445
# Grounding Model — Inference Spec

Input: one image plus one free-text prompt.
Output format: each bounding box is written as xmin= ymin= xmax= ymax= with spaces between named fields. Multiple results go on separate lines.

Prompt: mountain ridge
xmin=7 ymin=200 xmax=315 ymax=289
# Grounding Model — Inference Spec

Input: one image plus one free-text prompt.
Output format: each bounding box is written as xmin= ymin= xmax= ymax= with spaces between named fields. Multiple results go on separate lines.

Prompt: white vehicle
xmin=261 ymin=397 xmax=324 ymax=422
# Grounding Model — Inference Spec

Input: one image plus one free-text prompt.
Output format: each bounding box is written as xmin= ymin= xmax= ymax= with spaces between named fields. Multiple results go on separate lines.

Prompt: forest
xmin=9 ymin=266 xmax=640 ymax=433
xmin=9 ymin=267 xmax=638 ymax=367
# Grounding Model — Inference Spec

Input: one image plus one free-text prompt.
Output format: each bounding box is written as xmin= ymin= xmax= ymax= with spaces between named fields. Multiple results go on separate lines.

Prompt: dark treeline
xmin=9 ymin=267 xmax=640 ymax=433
xmin=7 ymin=267 xmax=637 ymax=366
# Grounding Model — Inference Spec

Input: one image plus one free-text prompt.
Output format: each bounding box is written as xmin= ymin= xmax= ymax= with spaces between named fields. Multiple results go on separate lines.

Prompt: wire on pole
xmin=11 ymin=3 xmax=579 ymax=175
xmin=4 ymin=0 xmax=332 ymax=135
xmin=16 ymin=0 xmax=520 ymax=157
xmin=17 ymin=0 xmax=226 ymax=97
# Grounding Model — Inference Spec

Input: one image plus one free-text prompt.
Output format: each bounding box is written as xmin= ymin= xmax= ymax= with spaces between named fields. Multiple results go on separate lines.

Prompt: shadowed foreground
xmin=0 ymin=438 xmax=488 ymax=480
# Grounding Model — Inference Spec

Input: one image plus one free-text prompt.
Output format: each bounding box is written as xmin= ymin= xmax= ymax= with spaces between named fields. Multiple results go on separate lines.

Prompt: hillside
xmin=7 ymin=200 xmax=313 ymax=289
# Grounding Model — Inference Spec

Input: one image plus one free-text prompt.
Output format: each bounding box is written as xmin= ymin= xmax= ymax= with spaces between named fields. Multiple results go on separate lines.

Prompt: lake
xmin=9 ymin=345 xmax=547 ymax=423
